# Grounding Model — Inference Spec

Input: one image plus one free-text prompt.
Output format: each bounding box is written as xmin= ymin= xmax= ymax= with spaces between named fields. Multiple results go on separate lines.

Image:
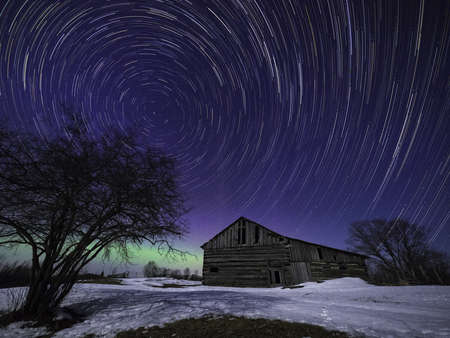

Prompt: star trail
xmin=0 ymin=0 xmax=449 ymax=262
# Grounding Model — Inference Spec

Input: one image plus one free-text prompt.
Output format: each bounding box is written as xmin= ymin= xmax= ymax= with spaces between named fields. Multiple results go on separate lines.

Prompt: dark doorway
xmin=268 ymin=269 xmax=283 ymax=286
xmin=269 ymin=270 xmax=283 ymax=285
xmin=274 ymin=271 xmax=281 ymax=284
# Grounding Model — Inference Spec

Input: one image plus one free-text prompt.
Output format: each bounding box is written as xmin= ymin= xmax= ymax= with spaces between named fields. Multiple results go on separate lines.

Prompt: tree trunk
xmin=23 ymin=275 xmax=54 ymax=318
xmin=22 ymin=258 xmax=82 ymax=319
xmin=23 ymin=261 xmax=62 ymax=319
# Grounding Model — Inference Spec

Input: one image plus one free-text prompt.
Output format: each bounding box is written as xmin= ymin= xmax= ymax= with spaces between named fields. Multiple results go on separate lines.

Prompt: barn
xmin=201 ymin=216 xmax=368 ymax=287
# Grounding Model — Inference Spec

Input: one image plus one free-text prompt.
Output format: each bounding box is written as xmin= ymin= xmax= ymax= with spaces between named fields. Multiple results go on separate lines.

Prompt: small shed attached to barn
xmin=201 ymin=216 xmax=368 ymax=287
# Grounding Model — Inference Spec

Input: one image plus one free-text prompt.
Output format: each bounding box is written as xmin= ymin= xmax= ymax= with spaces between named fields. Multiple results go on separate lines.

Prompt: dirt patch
xmin=115 ymin=315 xmax=350 ymax=338
xmin=282 ymin=285 xmax=305 ymax=289
xmin=78 ymin=278 xmax=122 ymax=285
xmin=149 ymin=283 xmax=200 ymax=288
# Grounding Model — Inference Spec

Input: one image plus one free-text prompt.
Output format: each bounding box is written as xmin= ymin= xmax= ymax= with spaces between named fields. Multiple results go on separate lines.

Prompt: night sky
xmin=0 ymin=0 xmax=449 ymax=271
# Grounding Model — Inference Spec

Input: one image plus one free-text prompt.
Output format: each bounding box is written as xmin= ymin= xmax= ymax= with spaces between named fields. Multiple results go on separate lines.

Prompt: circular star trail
xmin=0 ymin=0 xmax=449 ymax=251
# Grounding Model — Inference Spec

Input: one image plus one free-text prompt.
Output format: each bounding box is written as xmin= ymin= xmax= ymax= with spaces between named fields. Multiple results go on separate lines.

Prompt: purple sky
xmin=0 ymin=0 xmax=449 ymax=268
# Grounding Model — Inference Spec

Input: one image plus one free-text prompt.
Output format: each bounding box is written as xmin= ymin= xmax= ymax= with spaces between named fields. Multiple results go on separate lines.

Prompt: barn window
xmin=339 ymin=264 xmax=347 ymax=270
xmin=238 ymin=223 xmax=246 ymax=244
xmin=333 ymin=255 xmax=337 ymax=261
xmin=210 ymin=267 xmax=219 ymax=273
xmin=317 ymin=248 xmax=323 ymax=260
xmin=254 ymin=226 xmax=260 ymax=244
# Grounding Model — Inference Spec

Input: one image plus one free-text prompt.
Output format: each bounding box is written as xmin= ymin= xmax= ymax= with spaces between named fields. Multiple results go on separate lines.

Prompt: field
xmin=0 ymin=277 xmax=449 ymax=337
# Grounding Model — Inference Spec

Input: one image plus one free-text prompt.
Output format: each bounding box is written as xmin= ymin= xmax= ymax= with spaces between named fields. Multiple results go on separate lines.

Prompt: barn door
xmin=298 ymin=262 xmax=310 ymax=282
xmin=291 ymin=262 xmax=311 ymax=283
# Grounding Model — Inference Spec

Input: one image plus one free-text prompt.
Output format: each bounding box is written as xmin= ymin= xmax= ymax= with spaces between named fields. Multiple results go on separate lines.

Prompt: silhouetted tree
xmin=143 ymin=261 xmax=160 ymax=277
xmin=0 ymin=119 xmax=188 ymax=319
xmin=347 ymin=219 xmax=449 ymax=284
xmin=0 ymin=260 xmax=31 ymax=288
xmin=160 ymin=267 xmax=169 ymax=277
xmin=183 ymin=267 xmax=191 ymax=279
xmin=170 ymin=269 xmax=181 ymax=279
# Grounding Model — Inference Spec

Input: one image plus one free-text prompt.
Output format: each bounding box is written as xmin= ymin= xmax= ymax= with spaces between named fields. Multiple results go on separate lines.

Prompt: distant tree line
xmin=347 ymin=219 xmax=450 ymax=285
xmin=0 ymin=258 xmax=30 ymax=288
xmin=143 ymin=261 xmax=201 ymax=281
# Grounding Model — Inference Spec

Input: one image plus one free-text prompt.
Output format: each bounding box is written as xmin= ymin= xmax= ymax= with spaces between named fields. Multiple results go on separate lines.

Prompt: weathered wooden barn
xmin=201 ymin=217 xmax=368 ymax=287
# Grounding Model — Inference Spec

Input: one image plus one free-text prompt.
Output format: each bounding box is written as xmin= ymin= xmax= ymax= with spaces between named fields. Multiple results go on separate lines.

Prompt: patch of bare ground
xmin=114 ymin=315 xmax=350 ymax=338
xmin=78 ymin=278 xmax=123 ymax=285
xmin=150 ymin=283 xmax=201 ymax=288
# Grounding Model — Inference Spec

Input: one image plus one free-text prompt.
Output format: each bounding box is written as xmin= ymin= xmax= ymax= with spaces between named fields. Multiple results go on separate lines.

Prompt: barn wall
xmin=288 ymin=240 xmax=367 ymax=283
xmin=309 ymin=261 xmax=367 ymax=280
xmin=203 ymin=245 xmax=292 ymax=287
xmin=289 ymin=240 xmax=364 ymax=263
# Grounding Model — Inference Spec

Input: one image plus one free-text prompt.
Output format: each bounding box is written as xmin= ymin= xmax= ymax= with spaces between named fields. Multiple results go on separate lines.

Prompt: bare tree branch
xmin=347 ymin=219 xmax=450 ymax=284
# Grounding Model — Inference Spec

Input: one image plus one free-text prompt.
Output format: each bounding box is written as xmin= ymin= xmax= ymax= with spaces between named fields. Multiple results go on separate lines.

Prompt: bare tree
xmin=143 ymin=261 xmax=160 ymax=277
xmin=183 ymin=267 xmax=191 ymax=279
xmin=170 ymin=269 xmax=181 ymax=279
xmin=0 ymin=121 xmax=188 ymax=319
xmin=347 ymin=219 xmax=449 ymax=284
xmin=160 ymin=267 xmax=169 ymax=277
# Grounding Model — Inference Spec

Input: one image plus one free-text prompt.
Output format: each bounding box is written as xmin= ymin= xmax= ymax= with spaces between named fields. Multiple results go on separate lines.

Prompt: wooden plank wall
xmin=288 ymin=240 xmax=367 ymax=283
xmin=290 ymin=262 xmax=311 ymax=283
xmin=203 ymin=219 xmax=287 ymax=250
xmin=203 ymin=245 xmax=292 ymax=287
xmin=289 ymin=240 xmax=364 ymax=264
xmin=310 ymin=261 xmax=368 ymax=281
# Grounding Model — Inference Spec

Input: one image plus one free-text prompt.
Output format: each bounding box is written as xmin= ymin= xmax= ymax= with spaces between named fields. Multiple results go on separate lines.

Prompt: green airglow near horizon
xmin=0 ymin=242 xmax=204 ymax=273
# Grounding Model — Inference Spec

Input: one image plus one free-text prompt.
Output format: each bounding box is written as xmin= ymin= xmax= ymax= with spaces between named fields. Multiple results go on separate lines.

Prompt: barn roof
xmin=201 ymin=216 xmax=368 ymax=258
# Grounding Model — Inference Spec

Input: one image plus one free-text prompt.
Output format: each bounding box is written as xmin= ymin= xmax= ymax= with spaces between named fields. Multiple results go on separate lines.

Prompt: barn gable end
xmin=201 ymin=216 xmax=287 ymax=250
xmin=201 ymin=217 xmax=291 ymax=286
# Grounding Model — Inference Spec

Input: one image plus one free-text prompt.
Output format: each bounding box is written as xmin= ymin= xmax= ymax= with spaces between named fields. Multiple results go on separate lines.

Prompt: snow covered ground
xmin=0 ymin=277 xmax=449 ymax=337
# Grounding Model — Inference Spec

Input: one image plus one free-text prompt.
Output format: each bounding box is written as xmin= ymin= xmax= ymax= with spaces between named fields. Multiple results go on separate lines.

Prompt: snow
xmin=0 ymin=321 xmax=48 ymax=338
xmin=0 ymin=277 xmax=449 ymax=337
